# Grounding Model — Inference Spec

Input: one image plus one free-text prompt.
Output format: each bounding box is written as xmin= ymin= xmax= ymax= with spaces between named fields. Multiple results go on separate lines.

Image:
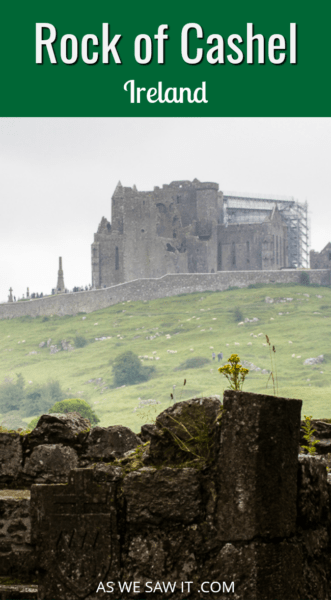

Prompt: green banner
xmin=0 ymin=0 xmax=329 ymax=116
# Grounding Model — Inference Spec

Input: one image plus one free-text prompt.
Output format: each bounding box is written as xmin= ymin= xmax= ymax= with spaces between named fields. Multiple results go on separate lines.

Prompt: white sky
xmin=0 ymin=117 xmax=330 ymax=303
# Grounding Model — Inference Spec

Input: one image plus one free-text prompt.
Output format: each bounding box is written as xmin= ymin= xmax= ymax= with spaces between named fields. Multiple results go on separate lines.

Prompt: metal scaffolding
xmin=223 ymin=193 xmax=309 ymax=268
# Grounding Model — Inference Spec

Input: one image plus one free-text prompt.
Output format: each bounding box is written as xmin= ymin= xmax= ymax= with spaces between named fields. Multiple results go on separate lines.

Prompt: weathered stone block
xmin=217 ymin=390 xmax=302 ymax=540
xmin=301 ymin=540 xmax=331 ymax=600
xmin=304 ymin=419 xmax=331 ymax=439
xmin=0 ymin=490 xmax=36 ymax=581
xmin=297 ymin=455 xmax=329 ymax=527
xmin=300 ymin=419 xmax=331 ymax=454
xmin=122 ymin=467 xmax=201 ymax=525
xmin=31 ymin=469 xmax=120 ymax=600
xmin=85 ymin=425 xmax=141 ymax=461
xmin=205 ymin=540 xmax=302 ymax=600
xmin=0 ymin=584 xmax=38 ymax=599
xmin=148 ymin=397 xmax=222 ymax=466
xmin=299 ymin=525 xmax=329 ymax=558
xmin=139 ymin=422 xmax=156 ymax=442
xmin=314 ymin=438 xmax=331 ymax=454
xmin=0 ymin=433 xmax=23 ymax=486
xmin=23 ymin=444 xmax=78 ymax=484
xmin=120 ymin=530 xmax=198 ymax=598
xmin=25 ymin=412 xmax=90 ymax=451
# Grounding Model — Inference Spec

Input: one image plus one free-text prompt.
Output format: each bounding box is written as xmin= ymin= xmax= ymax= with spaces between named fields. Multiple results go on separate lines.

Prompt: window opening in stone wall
xmin=276 ymin=236 xmax=279 ymax=265
xmin=232 ymin=242 xmax=236 ymax=266
xmin=329 ymin=252 xmax=331 ymax=261
xmin=115 ymin=247 xmax=119 ymax=270
xmin=246 ymin=241 xmax=250 ymax=263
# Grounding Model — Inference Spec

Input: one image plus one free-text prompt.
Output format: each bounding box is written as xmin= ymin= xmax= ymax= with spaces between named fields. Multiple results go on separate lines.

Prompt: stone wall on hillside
xmin=0 ymin=413 xmax=142 ymax=490
xmin=2 ymin=393 xmax=331 ymax=599
xmin=0 ymin=269 xmax=330 ymax=320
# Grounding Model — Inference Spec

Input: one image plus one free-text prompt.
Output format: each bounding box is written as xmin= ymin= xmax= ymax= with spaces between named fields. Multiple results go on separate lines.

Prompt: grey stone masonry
xmin=310 ymin=242 xmax=331 ymax=269
xmin=55 ymin=256 xmax=65 ymax=293
xmin=0 ymin=585 xmax=37 ymax=599
xmin=0 ymin=268 xmax=330 ymax=320
xmin=0 ymin=489 xmax=36 ymax=582
xmin=5 ymin=395 xmax=331 ymax=598
xmin=92 ymin=180 xmax=291 ymax=290
xmin=31 ymin=468 xmax=120 ymax=600
xmin=217 ymin=390 xmax=302 ymax=541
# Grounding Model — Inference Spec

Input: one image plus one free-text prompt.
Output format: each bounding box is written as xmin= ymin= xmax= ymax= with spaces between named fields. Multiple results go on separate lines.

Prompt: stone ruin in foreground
xmin=1 ymin=391 xmax=331 ymax=599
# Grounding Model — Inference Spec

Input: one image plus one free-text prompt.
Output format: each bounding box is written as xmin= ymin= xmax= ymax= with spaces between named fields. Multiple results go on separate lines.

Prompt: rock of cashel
xmin=2 ymin=177 xmax=330 ymax=319
xmin=92 ymin=179 xmax=293 ymax=289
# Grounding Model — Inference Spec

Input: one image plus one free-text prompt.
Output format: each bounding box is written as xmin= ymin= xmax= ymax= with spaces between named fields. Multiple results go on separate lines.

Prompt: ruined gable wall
xmin=162 ymin=181 xmax=219 ymax=274
xmin=111 ymin=185 xmax=125 ymax=234
xmin=121 ymin=187 xmax=189 ymax=281
xmin=122 ymin=188 xmax=159 ymax=281
xmin=92 ymin=233 xmax=125 ymax=288
xmin=187 ymin=227 xmax=218 ymax=273
xmin=310 ymin=244 xmax=331 ymax=269
xmin=92 ymin=180 xmax=243 ymax=287
xmin=162 ymin=181 xmax=198 ymax=228
xmin=310 ymin=250 xmax=321 ymax=269
xmin=261 ymin=212 xmax=288 ymax=270
xmin=195 ymin=181 xmax=219 ymax=224
xmin=217 ymin=223 xmax=264 ymax=271
xmin=91 ymin=241 xmax=101 ymax=288
xmin=117 ymin=180 xmax=223 ymax=281
xmin=218 ymin=213 xmax=288 ymax=272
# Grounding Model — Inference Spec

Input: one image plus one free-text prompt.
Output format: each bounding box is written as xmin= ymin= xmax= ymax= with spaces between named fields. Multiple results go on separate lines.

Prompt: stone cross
xmin=8 ymin=287 xmax=13 ymax=302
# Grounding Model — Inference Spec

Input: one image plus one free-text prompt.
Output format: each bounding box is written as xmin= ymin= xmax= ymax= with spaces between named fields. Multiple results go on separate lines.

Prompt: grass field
xmin=0 ymin=283 xmax=330 ymax=432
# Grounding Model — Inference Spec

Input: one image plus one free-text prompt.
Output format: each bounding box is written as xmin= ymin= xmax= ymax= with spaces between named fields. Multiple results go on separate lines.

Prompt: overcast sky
xmin=0 ymin=117 xmax=330 ymax=303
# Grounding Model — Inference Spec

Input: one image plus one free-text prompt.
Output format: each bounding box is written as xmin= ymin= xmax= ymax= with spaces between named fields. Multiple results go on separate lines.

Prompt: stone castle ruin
xmin=310 ymin=242 xmax=331 ymax=270
xmin=2 ymin=391 xmax=331 ymax=599
xmin=3 ymin=177 xmax=328 ymax=320
xmin=92 ymin=180 xmax=309 ymax=289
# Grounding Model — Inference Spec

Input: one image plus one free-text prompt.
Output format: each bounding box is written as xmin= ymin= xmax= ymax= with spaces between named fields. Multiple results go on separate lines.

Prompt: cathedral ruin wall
xmin=0 ymin=269 xmax=330 ymax=320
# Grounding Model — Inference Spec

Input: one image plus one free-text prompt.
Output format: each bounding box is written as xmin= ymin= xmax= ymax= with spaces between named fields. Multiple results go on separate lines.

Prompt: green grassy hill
xmin=0 ymin=283 xmax=331 ymax=432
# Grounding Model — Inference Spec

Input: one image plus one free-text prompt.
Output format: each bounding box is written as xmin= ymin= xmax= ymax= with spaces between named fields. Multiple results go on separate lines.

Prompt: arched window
xmin=115 ymin=247 xmax=119 ymax=270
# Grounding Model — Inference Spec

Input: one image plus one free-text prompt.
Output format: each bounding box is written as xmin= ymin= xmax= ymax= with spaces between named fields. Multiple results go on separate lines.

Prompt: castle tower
xmin=56 ymin=257 xmax=65 ymax=293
